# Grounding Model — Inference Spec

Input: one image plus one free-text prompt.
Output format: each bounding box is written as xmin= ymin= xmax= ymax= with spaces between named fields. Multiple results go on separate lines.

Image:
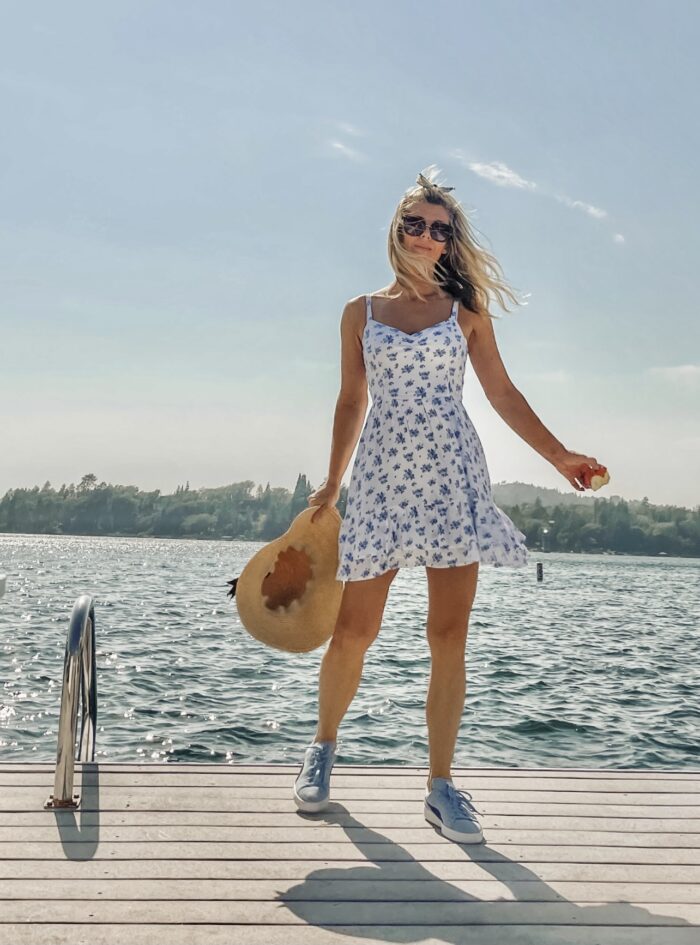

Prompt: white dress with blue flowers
xmin=335 ymin=294 xmax=529 ymax=582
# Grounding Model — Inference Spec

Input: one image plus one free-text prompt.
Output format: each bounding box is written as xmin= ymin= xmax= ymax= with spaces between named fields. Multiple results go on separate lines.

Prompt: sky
xmin=1 ymin=0 xmax=698 ymax=509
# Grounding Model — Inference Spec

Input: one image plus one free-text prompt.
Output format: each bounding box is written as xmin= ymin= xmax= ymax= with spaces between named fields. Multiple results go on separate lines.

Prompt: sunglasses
xmin=400 ymin=214 xmax=453 ymax=243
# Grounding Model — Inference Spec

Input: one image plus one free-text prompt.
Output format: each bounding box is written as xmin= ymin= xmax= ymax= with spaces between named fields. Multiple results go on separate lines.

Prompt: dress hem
xmin=336 ymin=546 xmax=529 ymax=583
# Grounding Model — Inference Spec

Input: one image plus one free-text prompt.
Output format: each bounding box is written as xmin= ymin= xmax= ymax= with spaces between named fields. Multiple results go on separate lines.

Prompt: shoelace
xmin=445 ymin=783 xmax=481 ymax=820
xmin=303 ymin=744 xmax=333 ymax=784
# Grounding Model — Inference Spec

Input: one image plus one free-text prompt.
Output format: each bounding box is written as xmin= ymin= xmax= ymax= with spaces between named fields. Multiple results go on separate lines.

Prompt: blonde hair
xmin=387 ymin=164 xmax=526 ymax=319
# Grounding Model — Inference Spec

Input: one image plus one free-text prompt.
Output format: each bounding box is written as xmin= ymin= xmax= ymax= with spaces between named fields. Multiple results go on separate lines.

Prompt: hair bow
xmin=416 ymin=171 xmax=454 ymax=192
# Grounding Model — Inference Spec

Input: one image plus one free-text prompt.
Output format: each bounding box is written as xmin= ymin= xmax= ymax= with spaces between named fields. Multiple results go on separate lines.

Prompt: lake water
xmin=1 ymin=534 xmax=698 ymax=771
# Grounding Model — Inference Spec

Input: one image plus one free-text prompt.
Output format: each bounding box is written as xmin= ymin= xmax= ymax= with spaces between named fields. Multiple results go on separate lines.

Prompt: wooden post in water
xmin=536 ymin=562 xmax=543 ymax=582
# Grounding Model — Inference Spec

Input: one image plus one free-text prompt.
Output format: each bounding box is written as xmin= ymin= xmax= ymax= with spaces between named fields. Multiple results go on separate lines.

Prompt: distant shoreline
xmin=0 ymin=531 xmax=696 ymax=560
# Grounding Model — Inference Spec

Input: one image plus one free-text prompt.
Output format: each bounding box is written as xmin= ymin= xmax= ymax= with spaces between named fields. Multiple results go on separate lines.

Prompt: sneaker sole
xmin=293 ymin=784 xmax=331 ymax=812
xmin=424 ymin=799 xmax=484 ymax=844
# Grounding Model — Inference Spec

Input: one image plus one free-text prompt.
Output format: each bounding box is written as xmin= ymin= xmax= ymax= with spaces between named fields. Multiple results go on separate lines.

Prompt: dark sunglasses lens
xmin=431 ymin=224 xmax=451 ymax=242
xmin=402 ymin=215 xmax=424 ymax=236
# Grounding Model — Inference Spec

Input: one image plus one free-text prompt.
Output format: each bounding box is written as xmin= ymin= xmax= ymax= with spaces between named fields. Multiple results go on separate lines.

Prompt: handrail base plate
xmin=43 ymin=794 xmax=80 ymax=810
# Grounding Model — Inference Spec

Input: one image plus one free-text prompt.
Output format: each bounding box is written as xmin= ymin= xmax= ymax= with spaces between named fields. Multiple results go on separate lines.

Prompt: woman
xmin=293 ymin=167 xmax=602 ymax=844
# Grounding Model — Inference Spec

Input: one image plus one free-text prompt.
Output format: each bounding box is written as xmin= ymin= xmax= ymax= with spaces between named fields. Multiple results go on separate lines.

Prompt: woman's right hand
xmin=307 ymin=479 xmax=341 ymax=524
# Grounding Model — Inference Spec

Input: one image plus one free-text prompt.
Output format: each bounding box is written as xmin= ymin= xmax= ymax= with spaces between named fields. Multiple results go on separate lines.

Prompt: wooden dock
xmin=1 ymin=762 xmax=699 ymax=944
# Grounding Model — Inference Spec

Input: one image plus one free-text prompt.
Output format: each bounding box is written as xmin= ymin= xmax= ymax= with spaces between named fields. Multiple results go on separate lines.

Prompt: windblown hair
xmin=387 ymin=165 xmax=526 ymax=319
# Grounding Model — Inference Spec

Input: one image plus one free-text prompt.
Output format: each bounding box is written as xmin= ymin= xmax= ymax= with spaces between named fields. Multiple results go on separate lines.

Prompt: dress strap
xmin=365 ymin=294 xmax=373 ymax=323
xmin=451 ymin=298 xmax=459 ymax=318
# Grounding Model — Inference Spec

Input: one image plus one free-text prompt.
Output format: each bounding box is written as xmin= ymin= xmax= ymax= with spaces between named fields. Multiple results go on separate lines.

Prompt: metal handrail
xmin=44 ymin=595 xmax=97 ymax=810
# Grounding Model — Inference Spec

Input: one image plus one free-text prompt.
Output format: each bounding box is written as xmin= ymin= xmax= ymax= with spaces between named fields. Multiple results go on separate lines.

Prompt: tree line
xmin=0 ymin=473 xmax=698 ymax=557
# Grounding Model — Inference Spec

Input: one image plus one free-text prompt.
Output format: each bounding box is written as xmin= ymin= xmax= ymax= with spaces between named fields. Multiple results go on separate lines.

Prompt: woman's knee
xmin=330 ymin=618 xmax=380 ymax=652
xmin=426 ymin=619 xmax=469 ymax=650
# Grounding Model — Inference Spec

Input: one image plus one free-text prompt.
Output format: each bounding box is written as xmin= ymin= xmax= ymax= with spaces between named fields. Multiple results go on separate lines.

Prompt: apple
xmin=589 ymin=466 xmax=610 ymax=491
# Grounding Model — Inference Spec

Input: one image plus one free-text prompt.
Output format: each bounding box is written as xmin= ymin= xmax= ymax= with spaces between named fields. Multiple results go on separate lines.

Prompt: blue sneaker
xmin=293 ymin=740 xmax=337 ymax=812
xmin=424 ymin=777 xmax=484 ymax=843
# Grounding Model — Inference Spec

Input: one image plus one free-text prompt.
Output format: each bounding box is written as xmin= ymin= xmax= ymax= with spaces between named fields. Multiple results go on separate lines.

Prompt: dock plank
xmin=4 ymin=786 xmax=700 ymax=808
xmin=1 ymin=762 xmax=699 ymax=777
xmin=2 ymin=898 xmax=700 ymax=924
xmin=1 ymin=925 xmax=700 ymax=945
xmin=1 ymin=857 xmax=698 ymax=882
xmin=2 ymin=770 xmax=698 ymax=791
xmin=2 ymin=825 xmax=700 ymax=846
xmin=1 ymin=876 xmax=700 ymax=903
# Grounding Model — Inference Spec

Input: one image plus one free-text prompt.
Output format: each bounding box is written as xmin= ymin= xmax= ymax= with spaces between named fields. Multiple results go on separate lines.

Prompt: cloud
xmin=325 ymin=139 xmax=368 ymax=162
xmin=463 ymin=160 xmax=537 ymax=191
xmin=449 ymin=149 xmax=624 ymax=240
xmin=319 ymin=121 xmax=369 ymax=162
xmin=553 ymin=194 xmax=607 ymax=219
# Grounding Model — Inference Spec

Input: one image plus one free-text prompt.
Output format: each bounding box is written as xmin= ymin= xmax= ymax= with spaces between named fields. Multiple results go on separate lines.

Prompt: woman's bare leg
xmin=314 ymin=567 xmax=399 ymax=742
xmin=424 ymin=562 xmax=480 ymax=789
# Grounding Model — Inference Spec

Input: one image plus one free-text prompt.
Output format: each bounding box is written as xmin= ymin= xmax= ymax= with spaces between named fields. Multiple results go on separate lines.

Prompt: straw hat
xmin=226 ymin=505 xmax=344 ymax=653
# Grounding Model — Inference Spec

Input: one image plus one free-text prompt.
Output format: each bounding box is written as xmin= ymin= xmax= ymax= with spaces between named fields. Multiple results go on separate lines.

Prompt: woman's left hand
xmin=552 ymin=450 xmax=604 ymax=492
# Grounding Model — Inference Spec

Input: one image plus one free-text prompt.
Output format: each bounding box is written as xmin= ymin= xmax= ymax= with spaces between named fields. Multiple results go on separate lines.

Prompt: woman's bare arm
xmin=326 ymin=299 xmax=369 ymax=487
xmin=467 ymin=311 xmax=565 ymax=462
